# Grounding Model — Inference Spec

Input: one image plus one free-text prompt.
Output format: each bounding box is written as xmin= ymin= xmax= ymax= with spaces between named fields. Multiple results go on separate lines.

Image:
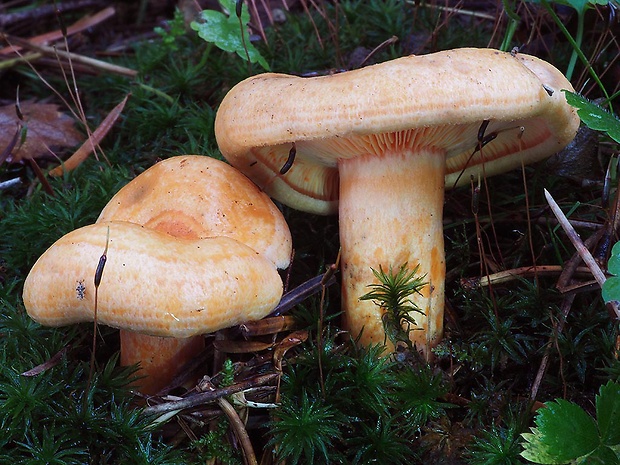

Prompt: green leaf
xmin=521 ymin=399 xmax=600 ymax=463
xmin=563 ymin=91 xmax=620 ymax=144
xmin=596 ymin=381 xmax=620 ymax=446
xmin=603 ymin=242 xmax=620 ymax=303
xmin=576 ymin=445 xmax=620 ymax=464
xmin=190 ymin=0 xmax=270 ymax=70
xmin=527 ymin=0 xmax=607 ymax=14
xmin=608 ymin=242 xmax=620 ymax=276
xmin=603 ymin=277 xmax=620 ymax=304
xmin=555 ymin=0 xmax=606 ymax=13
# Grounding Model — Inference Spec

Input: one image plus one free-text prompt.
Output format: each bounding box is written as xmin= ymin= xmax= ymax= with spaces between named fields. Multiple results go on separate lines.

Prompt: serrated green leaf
xmin=596 ymin=381 xmax=620 ymax=446
xmin=190 ymin=0 xmax=270 ymax=70
xmin=563 ymin=91 xmax=620 ymax=144
xmin=521 ymin=399 xmax=600 ymax=463
xmin=603 ymin=243 xmax=620 ymax=302
xmin=521 ymin=430 xmax=565 ymax=464
xmin=576 ymin=445 xmax=620 ymax=464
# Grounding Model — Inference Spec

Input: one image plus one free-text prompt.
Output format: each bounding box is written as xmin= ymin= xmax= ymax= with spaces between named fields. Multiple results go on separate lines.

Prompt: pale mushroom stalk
xmin=339 ymin=150 xmax=445 ymax=350
xmin=119 ymin=331 xmax=205 ymax=394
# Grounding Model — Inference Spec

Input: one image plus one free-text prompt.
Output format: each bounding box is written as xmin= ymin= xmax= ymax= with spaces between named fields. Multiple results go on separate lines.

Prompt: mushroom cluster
xmin=23 ymin=156 xmax=292 ymax=394
xmin=214 ymin=48 xmax=580 ymax=355
xmin=23 ymin=48 xmax=580 ymax=394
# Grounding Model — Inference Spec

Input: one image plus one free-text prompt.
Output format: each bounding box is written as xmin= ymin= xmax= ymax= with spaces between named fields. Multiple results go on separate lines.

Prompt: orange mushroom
xmin=24 ymin=156 xmax=291 ymax=394
xmin=95 ymin=155 xmax=292 ymax=393
xmin=23 ymin=222 xmax=283 ymax=391
xmin=98 ymin=155 xmax=291 ymax=268
xmin=214 ymin=48 xmax=580 ymax=355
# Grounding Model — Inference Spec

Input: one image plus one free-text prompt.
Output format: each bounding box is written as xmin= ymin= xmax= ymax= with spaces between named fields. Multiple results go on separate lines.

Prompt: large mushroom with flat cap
xmin=214 ymin=48 xmax=580 ymax=355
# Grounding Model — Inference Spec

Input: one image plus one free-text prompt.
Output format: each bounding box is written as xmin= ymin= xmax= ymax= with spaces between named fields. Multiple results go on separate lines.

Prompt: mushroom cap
xmin=215 ymin=48 xmax=580 ymax=215
xmin=97 ymin=155 xmax=291 ymax=269
xmin=23 ymin=221 xmax=283 ymax=338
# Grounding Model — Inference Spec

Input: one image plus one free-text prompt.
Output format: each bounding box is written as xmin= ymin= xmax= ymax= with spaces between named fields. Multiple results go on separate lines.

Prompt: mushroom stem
xmin=120 ymin=330 xmax=205 ymax=395
xmin=339 ymin=149 xmax=446 ymax=355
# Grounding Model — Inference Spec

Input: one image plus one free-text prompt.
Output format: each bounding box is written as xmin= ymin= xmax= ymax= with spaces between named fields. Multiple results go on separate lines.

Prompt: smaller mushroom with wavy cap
xmin=214 ymin=48 xmax=580 ymax=355
xmin=24 ymin=156 xmax=292 ymax=394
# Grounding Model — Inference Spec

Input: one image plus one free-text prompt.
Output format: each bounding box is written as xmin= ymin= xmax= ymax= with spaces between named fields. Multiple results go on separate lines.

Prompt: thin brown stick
xmin=87 ymin=227 xmax=109 ymax=395
xmin=461 ymin=265 xmax=593 ymax=289
xmin=0 ymin=1 xmax=103 ymax=30
xmin=300 ymin=0 xmax=323 ymax=49
xmin=142 ymin=373 xmax=279 ymax=416
xmin=269 ymin=269 xmax=337 ymax=317
xmin=544 ymin=189 xmax=607 ymax=287
xmin=472 ymin=175 xmax=501 ymax=321
xmin=318 ymin=252 xmax=340 ymax=399
xmin=545 ymin=189 xmax=620 ymax=320
xmin=21 ymin=346 xmax=69 ymax=376
xmin=406 ymin=1 xmax=496 ymax=20
xmin=522 ymin=160 xmax=539 ymax=284
xmin=0 ymin=7 xmax=116 ymax=56
xmin=1 ymin=33 xmax=137 ymax=77
xmin=556 ymin=228 xmax=605 ymax=291
xmin=27 ymin=158 xmax=54 ymax=196
xmin=530 ymin=293 xmax=576 ymax=400
xmin=357 ymin=36 xmax=399 ymax=68
xmin=217 ymin=397 xmax=258 ymax=465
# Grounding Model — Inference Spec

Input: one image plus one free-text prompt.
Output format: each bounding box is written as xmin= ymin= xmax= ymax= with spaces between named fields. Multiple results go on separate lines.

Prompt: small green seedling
xmin=154 ymin=9 xmax=186 ymax=51
xmin=521 ymin=380 xmax=620 ymax=464
xmin=190 ymin=0 xmax=270 ymax=71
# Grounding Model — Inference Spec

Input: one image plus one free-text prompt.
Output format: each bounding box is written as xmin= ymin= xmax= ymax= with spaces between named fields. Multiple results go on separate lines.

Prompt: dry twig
xmin=545 ymin=189 xmax=620 ymax=319
xmin=1 ymin=33 xmax=137 ymax=77
xmin=0 ymin=7 xmax=116 ymax=56
xmin=142 ymin=373 xmax=279 ymax=416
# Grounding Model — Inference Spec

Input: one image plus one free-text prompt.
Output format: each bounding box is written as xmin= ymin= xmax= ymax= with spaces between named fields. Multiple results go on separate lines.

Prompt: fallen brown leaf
xmin=0 ymin=102 xmax=82 ymax=163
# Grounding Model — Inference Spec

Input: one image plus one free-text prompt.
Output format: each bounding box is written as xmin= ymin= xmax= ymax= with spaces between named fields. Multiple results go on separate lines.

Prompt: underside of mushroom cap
xmin=97 ymin=155 xmax=292 ymax=269
xmin=215 ymin=48 xmax=580 ymax=214
xmin=23 ymin=221 xmax=283 ymax=338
